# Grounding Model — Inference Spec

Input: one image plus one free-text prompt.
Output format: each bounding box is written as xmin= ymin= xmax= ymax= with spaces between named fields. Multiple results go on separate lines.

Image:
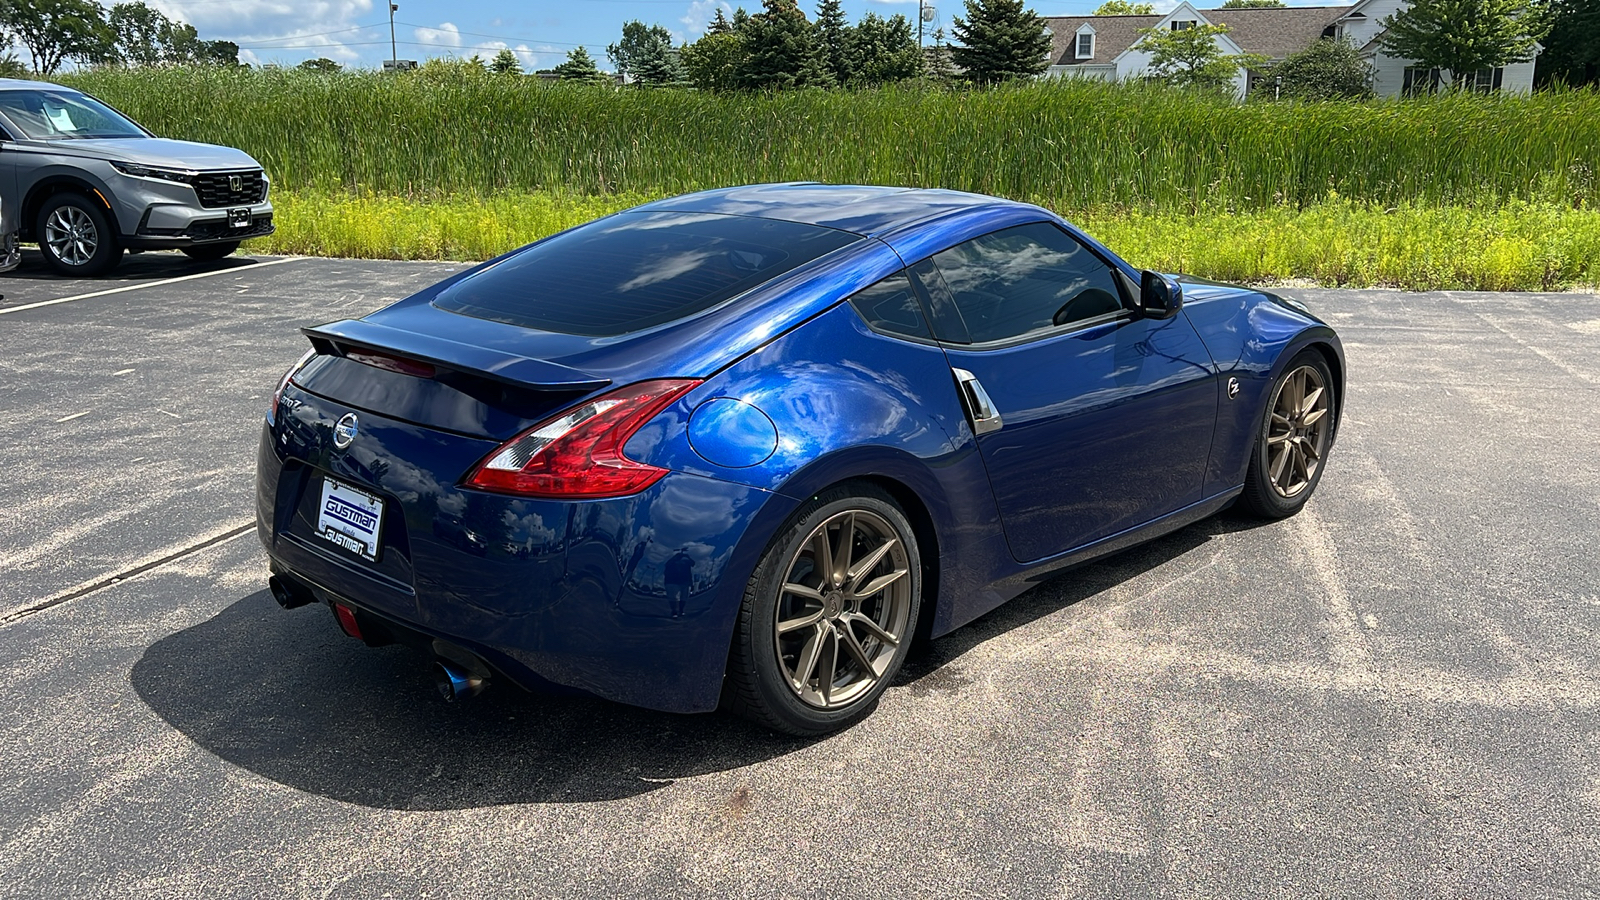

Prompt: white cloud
xmin=677 ymin=0 xmax=732 ymax=42
xmin=142 ymin=0 xmax=378 ymax=64
xmin=413 ymin=22 xmax=464 ymax=48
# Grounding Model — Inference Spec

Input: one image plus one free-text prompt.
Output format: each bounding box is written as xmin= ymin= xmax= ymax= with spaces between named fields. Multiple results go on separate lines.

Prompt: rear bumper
xmin=255 ymin=410 xmax=795 ymax=714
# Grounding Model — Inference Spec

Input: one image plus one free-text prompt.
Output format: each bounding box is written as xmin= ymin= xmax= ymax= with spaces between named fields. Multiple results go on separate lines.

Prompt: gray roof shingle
xmin=1044 ymin=5 xmax=1353 ymax=66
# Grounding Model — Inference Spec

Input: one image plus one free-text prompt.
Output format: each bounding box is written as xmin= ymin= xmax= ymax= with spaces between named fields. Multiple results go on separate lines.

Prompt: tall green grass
xmin=59 ymin=68 xmax=1600 ymax=212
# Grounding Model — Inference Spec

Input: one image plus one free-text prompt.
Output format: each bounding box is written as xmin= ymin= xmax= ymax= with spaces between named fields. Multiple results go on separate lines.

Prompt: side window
xmin=848 ymin=271 xmax=930 ymax=339
xmin=931 ymin=222 xmax=1126 ymax=344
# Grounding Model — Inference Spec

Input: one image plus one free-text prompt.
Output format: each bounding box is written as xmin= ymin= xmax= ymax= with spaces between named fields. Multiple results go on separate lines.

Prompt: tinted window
xmin=849 ymin=272 xmax=928 ymax=338
xmin=434 ymin=212 xmax=861 ymax=336
xmin=931 ymin=223 xmax=1125 ymax=344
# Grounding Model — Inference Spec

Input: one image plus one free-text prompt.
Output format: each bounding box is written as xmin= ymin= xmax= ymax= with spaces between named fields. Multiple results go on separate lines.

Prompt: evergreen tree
xmin=814 ymin=0 xmax=852 ymax=84
xmin=1378 ymin=0 xmax=1549 ymax=89
xmin=608 ymin=20 xmax=685 ymax=84
xmin=490 ymin=47 xmax=521 ymax=75
xmin=924 ymin=27 xmax=957 ymax=84
xmin=849 ymin=13 xmax=923 ymax=85
xmin=738 ymin=0 xmax=826 ymax=89
xmin=552 ymin=46 xmax=610 ymax=83
xmin=1265 ymin=37 xmax=1373 ymax=99
xmin=1536 ymin=0 xmax=1598 ymax=85
xmin=708 ymin=8 xmax=734 ymax=34
xmin=1092 ymin=0 xmax=1154 ymax=13
xmin=950 ymin=0 xmax=1052 ymax=84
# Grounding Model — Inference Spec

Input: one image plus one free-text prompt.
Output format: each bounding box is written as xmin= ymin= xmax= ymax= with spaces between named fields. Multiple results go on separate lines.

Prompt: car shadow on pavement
xmin=131 ymin=512 xmax=1269 ymax=812
xmin=2 ymin=248 xmax=267 ymax=285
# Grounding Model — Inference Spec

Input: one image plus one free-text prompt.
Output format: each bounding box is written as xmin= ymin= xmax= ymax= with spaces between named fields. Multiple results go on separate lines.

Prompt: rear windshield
xmin=432 ymin=211 xmax=861 ymax=336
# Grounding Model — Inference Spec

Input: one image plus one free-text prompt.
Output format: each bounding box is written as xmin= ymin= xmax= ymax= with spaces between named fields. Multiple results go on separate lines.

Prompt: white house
xmin=1043 ymin=0 xmax=1540 ymax=100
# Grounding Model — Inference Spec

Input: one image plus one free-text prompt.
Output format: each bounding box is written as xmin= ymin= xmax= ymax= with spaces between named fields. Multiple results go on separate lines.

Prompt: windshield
xmin=0 ymin=90 xmax=145 ymax=140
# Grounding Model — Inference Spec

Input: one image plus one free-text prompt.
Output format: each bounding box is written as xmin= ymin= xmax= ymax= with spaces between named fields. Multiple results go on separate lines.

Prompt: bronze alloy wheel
xmin=773 ymin=508 xmax=913 ymax=710
xmin=1265 ymin=363 xmax=1331 ymax=499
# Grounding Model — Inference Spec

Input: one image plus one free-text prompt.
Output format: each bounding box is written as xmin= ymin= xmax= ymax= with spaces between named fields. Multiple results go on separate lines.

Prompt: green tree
xmin=296 ymin=57 xmax=342 ymax=73
xmin=682 ymin=28 xmax=747 ymax=90
xmin=1378 ymin=0 xmax=1549 ymax=89
xmin=608 ymin=20 xmax=684 ymax=84
xmin=924 ymin=27 xmax=957 ymax=84
xmin=950 ymin=0 xmax=1052 ymax=84
xmin=1134 ymin=22 xmax=1261 ymax=93
xmin=1220 ymin=0 xmax=1286 ymax=7
xmin=1536 ymin=0 xmax=1599 ymax=85
xmin=1266 ymin=37 xmax=1373 ymax=100
xmin=814 ymin=0 xmax=852 ymax=84
xmin=490 ymin=47 xmax=521 ymax=75
xmin=551 ymin=46 xmax=609 ymax=83
xmin=738 ymin=0 xmax=827 ymax=90
xmin=0 ymin=0 xmax=113 ymax=74
xmin=1092 ymin=0 xmax=1154 ymax=13
xmin=849 ymin=13 xmax=923 ymax=85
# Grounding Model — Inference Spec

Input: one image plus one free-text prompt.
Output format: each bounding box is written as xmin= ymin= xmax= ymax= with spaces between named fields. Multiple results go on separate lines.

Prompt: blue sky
xmin=129 ymin=0 xmax=1210 ymax=72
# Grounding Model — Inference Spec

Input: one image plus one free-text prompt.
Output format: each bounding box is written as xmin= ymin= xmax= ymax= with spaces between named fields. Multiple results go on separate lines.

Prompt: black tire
xmin=182 ymin=241 xmax=241 ymax=262
xmin=724 ymin=482 xmax=921 ymax=736
xmin=36 ymin=194 xmax=124 ymax=276
xmin=1238 ymin=349 xmax=1337 ymax=518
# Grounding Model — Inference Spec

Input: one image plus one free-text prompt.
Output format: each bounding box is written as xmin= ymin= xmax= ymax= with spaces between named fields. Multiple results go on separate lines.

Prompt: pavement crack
xmin=0 ymin=521 xmax=255 ymax=626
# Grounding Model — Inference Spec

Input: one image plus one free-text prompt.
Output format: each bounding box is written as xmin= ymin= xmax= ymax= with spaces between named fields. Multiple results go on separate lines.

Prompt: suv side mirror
xmin=1139 ymin=271 xmax=1183 ymax=319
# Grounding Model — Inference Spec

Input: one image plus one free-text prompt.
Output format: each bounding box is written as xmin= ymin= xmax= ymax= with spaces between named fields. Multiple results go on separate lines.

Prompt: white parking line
xmin=0 ymin=255 xmax=303 ymax=316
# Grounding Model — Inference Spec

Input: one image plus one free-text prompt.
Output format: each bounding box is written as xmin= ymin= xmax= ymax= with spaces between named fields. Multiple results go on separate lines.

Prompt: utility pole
xmin=389 ymin=3 xmax=399 ymax=67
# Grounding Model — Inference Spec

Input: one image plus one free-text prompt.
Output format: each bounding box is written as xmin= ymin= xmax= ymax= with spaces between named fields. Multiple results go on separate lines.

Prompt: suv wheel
xmin=38 ymin=194 xmax=124 ymax=276
xmin=181 ymin=241 xmax=241 ymax=262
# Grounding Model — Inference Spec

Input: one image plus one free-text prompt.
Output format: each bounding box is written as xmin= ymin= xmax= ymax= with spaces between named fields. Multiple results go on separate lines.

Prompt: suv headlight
xmin=109 ymin=161 xmax=198 ymax=183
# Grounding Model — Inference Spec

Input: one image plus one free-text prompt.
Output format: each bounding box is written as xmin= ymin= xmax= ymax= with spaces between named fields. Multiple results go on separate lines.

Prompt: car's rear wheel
xmin=38 ymin=194 xmax=123 ymax=276
xmin=725 ymin=483 xmax=920 ymax=735
xmin=182 ymin=241 xmax=240 ymax=262
xmin=1239 ymin=350 xmax=1337 ymax=518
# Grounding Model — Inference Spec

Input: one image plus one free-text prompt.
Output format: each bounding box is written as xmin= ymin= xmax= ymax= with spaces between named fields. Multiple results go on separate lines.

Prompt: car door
xmin=910 ymin=222 xmax=1218 ymax=563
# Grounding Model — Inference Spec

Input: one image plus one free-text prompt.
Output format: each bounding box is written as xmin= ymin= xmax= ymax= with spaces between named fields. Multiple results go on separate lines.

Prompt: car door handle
xmin=951 ymin=368 xmax=1003 ymax=436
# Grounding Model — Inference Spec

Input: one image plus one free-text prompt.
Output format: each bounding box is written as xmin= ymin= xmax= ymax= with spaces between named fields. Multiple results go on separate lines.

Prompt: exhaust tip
xmin=269 ymin=574 xmax=315 ymax=610
xmin=433 ymin=661 xmax=487 ymax=702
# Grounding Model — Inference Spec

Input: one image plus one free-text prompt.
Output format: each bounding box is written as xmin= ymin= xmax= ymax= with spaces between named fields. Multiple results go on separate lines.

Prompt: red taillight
xmin=268 ymin=349 xmax=316 ymax=425
xmin=345 ymin=348 xmax=436 ymax=379
xmin=464 ymin=379 xmax=701 ymax=499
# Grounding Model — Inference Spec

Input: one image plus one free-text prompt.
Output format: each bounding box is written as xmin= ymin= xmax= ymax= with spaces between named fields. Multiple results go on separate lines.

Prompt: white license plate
xmin=316 ymin=477 xmax=384 ymax=562
xmin=228 ymin=208 xmax=251 ymax=228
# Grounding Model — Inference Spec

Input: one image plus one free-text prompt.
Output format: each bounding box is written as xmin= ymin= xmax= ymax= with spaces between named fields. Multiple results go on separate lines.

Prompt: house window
xmin=1468 ymin=67 xmax=1504 ymax=93
xmin=1076 ymin=33 xmax=1094 ymax=59
xmin=1402 ymin=66 xmax=1441 ymax=96
xmin=1171 ymin=20 xmax=1195 ymax=30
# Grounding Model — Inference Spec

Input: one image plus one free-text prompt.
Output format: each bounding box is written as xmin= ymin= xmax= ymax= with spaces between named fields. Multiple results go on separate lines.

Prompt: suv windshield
xmin=0 ymin=90 xmax=145 ymax=140
xmin=433 ymin=211 xmax=861 ymax=336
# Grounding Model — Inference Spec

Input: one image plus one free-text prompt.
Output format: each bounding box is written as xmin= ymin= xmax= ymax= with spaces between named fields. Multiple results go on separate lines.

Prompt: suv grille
xmin=193 ymin=170 xmax=266 ymax=208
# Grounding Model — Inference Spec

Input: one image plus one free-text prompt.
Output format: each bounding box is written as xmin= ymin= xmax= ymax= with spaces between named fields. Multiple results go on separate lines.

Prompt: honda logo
xmin=229 ymin=174 xmax=243 ymax=192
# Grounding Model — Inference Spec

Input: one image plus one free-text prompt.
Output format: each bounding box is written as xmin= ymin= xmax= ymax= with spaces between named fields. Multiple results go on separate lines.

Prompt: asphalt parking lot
xmin=2 ymin=247 xmax=1598 ymax=898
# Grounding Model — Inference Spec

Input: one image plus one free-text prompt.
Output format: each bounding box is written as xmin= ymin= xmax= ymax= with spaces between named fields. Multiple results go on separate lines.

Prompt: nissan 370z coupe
xmin=257 ymin=184 xmax=1343 ymax=735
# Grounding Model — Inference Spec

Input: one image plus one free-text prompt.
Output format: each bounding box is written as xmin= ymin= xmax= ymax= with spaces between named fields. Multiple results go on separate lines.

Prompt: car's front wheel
xmin=725 ymin=483 xmax=921 ymax=735
xmin=38 ymin=194 xmax=124 ymax=276
xmin=1239 ymin=349 xmax=1337 ymax=518
xmin=182 ymin=241 xmax=240 ymax=262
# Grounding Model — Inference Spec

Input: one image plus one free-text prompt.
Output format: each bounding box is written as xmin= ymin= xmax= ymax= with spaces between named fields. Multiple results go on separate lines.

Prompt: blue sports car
xmin=257 ymin=184 xmax=1342 ymax=735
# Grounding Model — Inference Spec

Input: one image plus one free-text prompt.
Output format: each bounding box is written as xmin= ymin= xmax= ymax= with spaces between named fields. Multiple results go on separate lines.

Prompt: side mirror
xmin=1139 ymin=271 xmax=1183 ymax=319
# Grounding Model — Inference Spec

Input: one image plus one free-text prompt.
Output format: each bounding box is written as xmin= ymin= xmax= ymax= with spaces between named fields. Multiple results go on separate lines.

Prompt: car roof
xmin=628 ymin=183 xmax=1042 ymax=238
xmin=0 ymin=79 xmax=79 ymax=93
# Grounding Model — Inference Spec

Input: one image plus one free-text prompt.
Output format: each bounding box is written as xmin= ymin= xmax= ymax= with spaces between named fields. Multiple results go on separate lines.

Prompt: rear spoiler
xmin=302 ymin=319 xmax=612 ymax=392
